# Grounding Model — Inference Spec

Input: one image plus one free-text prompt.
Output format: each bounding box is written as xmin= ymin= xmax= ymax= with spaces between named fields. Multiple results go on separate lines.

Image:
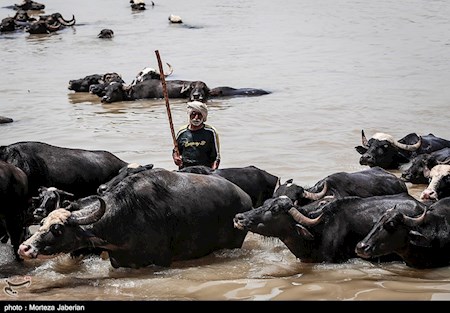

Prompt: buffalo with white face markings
xmin=420 ymin=164 xmax=450 ymax=201
xmin=19 ymin=168 xmax=253 ymax=269
xmin=400 ymin=147 xmax=450 ymax=184
xmin=355 ymin=130 xmax=450 ymax=170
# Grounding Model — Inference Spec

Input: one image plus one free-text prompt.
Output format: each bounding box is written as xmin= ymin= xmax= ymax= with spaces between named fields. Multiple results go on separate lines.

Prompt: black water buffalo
xmin=400 ymin=147 xmax=450 ymax=184
xmin=98 ymin=28 xmax=113 ymax=38
xmin=25 ymin=13 xmax=76 ymax=34
xmin=179 ymin=165 xmax=280 ymax=207
xmin=96 ymin=163 xmax=154 ymax=195
xmin=90 ymin=64 xmax=174 ymax=97
xmin=18 ymin=168 xmax=253 ymax=269
xmin=0 ymin=17 xmax=17 ymax=32
xmin=0 ymin=141 xmax=128 ymax=200
xmin=100 ymin=79 xmax=210 ymax=103
xmin=0 ymin=17 xmax=24 ymax=32
xmin=209 ymin=86 xmax=271 ymax=98
xmin=0 ymin=160 xmax=30 ymax=260
xmin=420 ymin=164 xmax=450 ymax=201
xmin=0 ymin=10 xmax=34 ymax=32
xmin=355 ymin=197 xmax=450 ymax=269
xmin=88 ymin=73 xmax=125 ymax=97
xmin=130 ymin=0 xmax=146 ymax=10
xmin=0 ymin=116 xmax=13 ymax=124
xmin=32 ymin=186 xmax=75 ymax=220
xmin=25 ymin=20 xmax=60 ymax=34
xmin=355 ymin=130 xmax=450 ymax=169
xmin=273 ymin=166 xmax=407 ymax=206
xmin=233 ymin=193 xmax=427 ymax=263
xmin=68 ymin=74 xmax=103 ymax=92
xmin=13 ymin=0 xmax=45 ymax=11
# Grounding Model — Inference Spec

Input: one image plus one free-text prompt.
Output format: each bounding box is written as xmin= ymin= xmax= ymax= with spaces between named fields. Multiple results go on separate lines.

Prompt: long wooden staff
xmin=155 ymin=50 xmax=179 ymax=156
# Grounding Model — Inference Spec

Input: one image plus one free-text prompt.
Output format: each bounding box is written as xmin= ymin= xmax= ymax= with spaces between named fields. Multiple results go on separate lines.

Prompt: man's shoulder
xmin=177 ymin=124 xmax=190 ymax=133
xmin=203 ymin=124 xmax=219 ymax=133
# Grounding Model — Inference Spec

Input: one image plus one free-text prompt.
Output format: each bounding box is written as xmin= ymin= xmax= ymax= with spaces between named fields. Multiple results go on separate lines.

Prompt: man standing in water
xmin=172 ymin=101 xmax=221 ymax=170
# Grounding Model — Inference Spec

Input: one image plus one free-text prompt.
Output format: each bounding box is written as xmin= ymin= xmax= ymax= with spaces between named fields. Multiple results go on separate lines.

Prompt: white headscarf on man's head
xmin=187 ymin=101 xmax=208 ymax=122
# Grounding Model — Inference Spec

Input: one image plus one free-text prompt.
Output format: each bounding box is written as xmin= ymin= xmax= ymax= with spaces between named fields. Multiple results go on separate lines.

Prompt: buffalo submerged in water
xmin=18 ymin=168 xmax=253 ymax=269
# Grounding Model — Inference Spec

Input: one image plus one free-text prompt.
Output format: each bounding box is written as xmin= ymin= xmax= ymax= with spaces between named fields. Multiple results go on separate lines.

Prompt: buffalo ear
xmin=408 ymin=230 xmax=432 ymax=247
xmin=295 ymin=224 xmax=314 ymax=240
xmin=355 ymin=146 xmax=368 ymax=155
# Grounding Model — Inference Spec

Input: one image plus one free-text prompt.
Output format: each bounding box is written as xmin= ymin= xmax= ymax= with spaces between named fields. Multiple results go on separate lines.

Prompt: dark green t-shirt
xmin=175 ymin=124 xmax=220 ymax=169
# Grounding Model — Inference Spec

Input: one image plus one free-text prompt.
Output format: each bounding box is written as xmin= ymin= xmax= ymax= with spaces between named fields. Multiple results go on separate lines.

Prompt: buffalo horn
xmin=164 ymin=63 xmax=174 ymax=77
xmin=402 ymin=207 xmax=428 ymax=228
xmin=303 ymin=182 xmax=328 ymax=200
xmin=57 ymin=14 xmax=76 ymax=26
xmin=288 ymin=207 xmax=323 ymax=226
xmin=180 ymin=83 xmax=190 ymax=94
xmin=45 ymin=21 xmax=61 ymax=32
xmin=393 ymin=136 xmax=422 ymax=151
xmin=437 ymin=157 xmax=450 ymax=165
xmin=70 ymin=197 xmax=106 ymax=225
xmin=361 ymin=129 xmax=368 ymax=147
xmin=56 ymin=189 xmax=75 ymax=198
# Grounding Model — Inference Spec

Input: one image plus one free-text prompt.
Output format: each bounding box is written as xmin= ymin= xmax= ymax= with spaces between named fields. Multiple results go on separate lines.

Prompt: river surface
xmin=1 ymin=0 xmax=450 ymax=302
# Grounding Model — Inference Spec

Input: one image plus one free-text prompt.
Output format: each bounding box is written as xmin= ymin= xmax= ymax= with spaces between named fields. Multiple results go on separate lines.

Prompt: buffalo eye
xmin=50 ymin=224 xmax=64 ymax=237
xmin=383 ymin=220 xmax=397 ymax=232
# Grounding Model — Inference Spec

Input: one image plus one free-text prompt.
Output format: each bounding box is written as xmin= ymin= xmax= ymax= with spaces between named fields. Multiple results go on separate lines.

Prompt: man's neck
xmin=189 ymin=123 xmax=204 ymax=131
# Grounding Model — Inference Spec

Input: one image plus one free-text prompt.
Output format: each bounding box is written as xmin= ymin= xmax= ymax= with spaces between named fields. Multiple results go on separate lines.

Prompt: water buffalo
xmin=274 ymin=166 xmax=407 ymax=206
xmin=355 ymin=130 xmax=450 ymax=169
xmin=25 ymin=13 xmax=76 ymax=34
xmin=400 ymin=147 xmax=450 ymax=184
xmin=420 ymin=164 xmax=450 ymax=201
xmin=0 ymin=141 xmax=129 ymax=200
xmin=355 ymin=197 xmax=450 ymax=269
xmin=0 ymin=160 xmax=30 ymax=261
xmin=233 ymin=193 xmax=427 ymax=263
xmin=68 ymin=74 xmax=103 ymax=92
xmin=18 ymin=168 xmax=253 ymax=269
xmin=32 ymin=186 xmax=75 ymax=220
xmin=0 ymin=10 xmax=34 ymax=32
xmin=34 ymin=164 xmax=154 ymax=221
xmin=0 ymin=116 xmax=13 ymax=124
xmin=130 ymin=0 xmax=146 ymax=10
xmin=13 ymin=0 xmax=45 ymax=11
xmin=100 ymin=80 xmax=210 ymax=103
xmin=98 ymin=28 xmax=114 ymax=38
xmin=209 ymin=86 xmax=271 ymax=98
xmin=169 ymin=14 xmax=182 ymax=23
xmin=0 ymin=17 xmax=21 ymax=32
xmin=131 ymin=63 xmax=173 ymax=85
xmin=179 ymin=165 xmax=280 ymax=207
xmin=97 ymin=163 xmax=154 ymax=195
xmin=88 ymin=73 xmax=125 ymax=97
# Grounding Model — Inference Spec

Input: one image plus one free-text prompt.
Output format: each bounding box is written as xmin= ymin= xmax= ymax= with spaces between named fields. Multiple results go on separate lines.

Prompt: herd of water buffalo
xmin=0 ymin=129 xmax=450 ymax=270
xmin=68 ymin=64 xmax=271 ymax=104
xmin=3 ymin=1 xmax=450 ymax=272
xmin=0 ymin=0 xmax=149 ymax=34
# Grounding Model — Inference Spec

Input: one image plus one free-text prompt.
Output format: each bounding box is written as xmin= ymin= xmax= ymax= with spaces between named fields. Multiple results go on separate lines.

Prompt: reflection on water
xmin=1 ymin=0 xmax=450 ymax=301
